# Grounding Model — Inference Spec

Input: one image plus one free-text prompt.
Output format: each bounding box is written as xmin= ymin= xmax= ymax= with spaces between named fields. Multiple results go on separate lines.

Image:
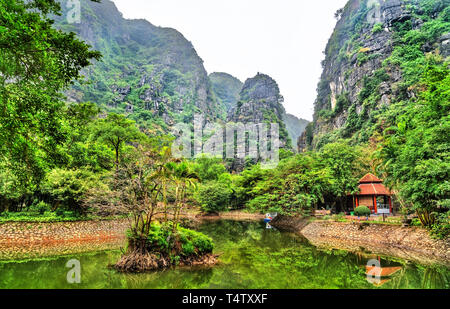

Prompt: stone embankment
xmin=272 ymin=216 xmax=450 ymax=267
xmin=0 ymin=219 xmax=129 ymax=260
xmin=0 ymin=211 xmax=264 ymax=260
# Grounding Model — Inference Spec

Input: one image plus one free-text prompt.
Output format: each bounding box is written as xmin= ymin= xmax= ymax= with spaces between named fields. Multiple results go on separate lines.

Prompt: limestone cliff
xmin=56 ymin=0 xmax=221 ymax=130
xmin=300 ymin=0 xmax=450 ymax=151
xmin=227 ymin=73 xmax=291 ymax=148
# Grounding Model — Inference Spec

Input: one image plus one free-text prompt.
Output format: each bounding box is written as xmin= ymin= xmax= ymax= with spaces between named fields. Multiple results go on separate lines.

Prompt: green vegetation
xmin=0 ymin=0 xmax=448 ymax=252
xmin=126 ymin=222 xmax=213 ymax=260
xmin=0 ymin=0 xmax=217 ymax=272
xmin=2 ymin=221 xmax=448 ymax=289
xmin=196 ymin=182 xmax=231 ymax=214
xmin=209 ymin=72 xmax=243 ymax=112
xmin=377 ymin=54 xmax=450 ymax=239
xmin=309 ymin=0 xmax=450 ymax=239
xmin=54 ymin=0 xmax=223 ymax=129
xmin=372 ymin=23 xmax=384 ymax=34
xmin=0 ymin=0 xmax=101 ymax=192
xmin=92 ymin=113 xmax=146 ymax=171
xmin=228 ymin=141 xmax=367 ymax=216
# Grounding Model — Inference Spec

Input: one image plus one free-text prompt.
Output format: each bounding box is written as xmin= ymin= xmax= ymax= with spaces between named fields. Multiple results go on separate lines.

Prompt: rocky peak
xmin=57 ymin=0 xmax=221 ymax=128
xmin=227 ymin=73 xmax=291 ymax=148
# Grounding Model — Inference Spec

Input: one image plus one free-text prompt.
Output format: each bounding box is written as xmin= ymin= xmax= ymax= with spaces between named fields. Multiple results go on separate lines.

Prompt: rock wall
xmin=58 ymin=0 xmax=221 ymax=126
xmin=227 ymin=73 xmax=291 ymax=149
xmin=300 ymin=0 xmax=450 ymax=150
xmin=0 ymin=220 xmax=129 ymax=260
xmin=273 ymin=216 xmax=450 ymax=266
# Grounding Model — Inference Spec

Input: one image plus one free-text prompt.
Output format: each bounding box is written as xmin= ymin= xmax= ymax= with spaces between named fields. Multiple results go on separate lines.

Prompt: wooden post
xmin=389 ymin=196 xmax=393 ymax=214
xmin=373 ymin=196 xmax=378 ymax=214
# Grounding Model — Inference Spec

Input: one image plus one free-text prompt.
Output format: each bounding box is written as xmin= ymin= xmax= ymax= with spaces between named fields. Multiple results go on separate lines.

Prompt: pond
xmin=0 ymin=220 xmax=448 ymax=289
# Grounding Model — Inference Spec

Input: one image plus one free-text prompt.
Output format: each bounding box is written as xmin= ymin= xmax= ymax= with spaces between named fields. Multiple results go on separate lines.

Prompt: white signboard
xmin=377 ymin=209 xmax=390 ymax=214
xmin=377 ymin=204 xmax=390 ymax=214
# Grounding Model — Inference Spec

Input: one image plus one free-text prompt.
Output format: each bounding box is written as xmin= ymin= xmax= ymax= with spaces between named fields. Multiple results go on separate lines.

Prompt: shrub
xmin=29 ymin=201 xmax=50 ymax=215
xmin=430 ymin=212 xmax=450 ymax=240
xmin=354 ymin=206 xmax=371 ymax=217
xmin=192 ymin=155 xmax=227 ymax=182
xmin=129 ymin=222 xmax=214 ymax=257
xmin=42 ymin=168 xmax=105 ymax=213
xmin=196 ymin=182 xmax=231 ymax=214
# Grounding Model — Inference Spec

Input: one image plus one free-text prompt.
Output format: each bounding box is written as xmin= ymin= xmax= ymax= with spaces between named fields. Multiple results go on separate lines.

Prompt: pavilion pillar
xmin=389 ymin=196 xmax=393 ymax=214
xmin=373 ymin=196 xmax=378 ymax=214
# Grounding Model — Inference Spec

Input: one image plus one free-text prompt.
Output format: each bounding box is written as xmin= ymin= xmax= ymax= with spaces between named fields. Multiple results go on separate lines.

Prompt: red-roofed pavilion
xmin=350 ymin=173 xmax=393 ymax=214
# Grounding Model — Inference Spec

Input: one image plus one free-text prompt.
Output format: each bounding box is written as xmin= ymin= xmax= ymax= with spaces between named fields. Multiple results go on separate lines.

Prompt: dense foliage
xmin=0 ymin=0 xmax=448 ymax=241
xmin=354 ymin=206 xmax=371 ymax=217
xmin=377 ymin=55 xmax=449 ymax=237
xmin=0 ymin=0 xmax=101 ymax=193
xmin=308 ymin=0 xmax=450 ymax=238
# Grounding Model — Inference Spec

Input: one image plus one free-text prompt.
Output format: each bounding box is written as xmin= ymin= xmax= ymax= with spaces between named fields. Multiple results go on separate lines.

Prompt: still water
xmin=0 ymin=220 xmax=448 ymax=289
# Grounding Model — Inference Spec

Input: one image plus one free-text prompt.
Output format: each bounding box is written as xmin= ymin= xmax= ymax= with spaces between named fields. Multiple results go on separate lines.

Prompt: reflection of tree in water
xmin=200 ymin=221 xmax=372 ymax=288
xmin=421 ymin=266 xmax=449 ymax=289
xmin=199 ymin=220 xmax=262 ymax=245
xmin=112 ymin=267 xmax=215 ymax=289
xmin=1 ymin=220 xmax=449 ymax=289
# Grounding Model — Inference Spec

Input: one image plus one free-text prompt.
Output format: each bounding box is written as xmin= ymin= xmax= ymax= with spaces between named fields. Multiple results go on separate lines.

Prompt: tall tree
xmin=92 ymin=113 xmax=145 ymax=172
xmin=0 ymin=0 xmax=101 ymax=185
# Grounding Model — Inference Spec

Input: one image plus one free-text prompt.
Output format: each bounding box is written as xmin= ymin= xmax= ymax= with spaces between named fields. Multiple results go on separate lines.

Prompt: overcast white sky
xmin=112 ymin=0 xmax=348 ymax=121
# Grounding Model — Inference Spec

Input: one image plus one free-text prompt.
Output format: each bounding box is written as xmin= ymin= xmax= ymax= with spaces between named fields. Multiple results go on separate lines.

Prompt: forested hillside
xmin=56 ymin=0 xmax=223 ymax=132
xmin=300 ymin=0 xmax=449 ymax=150
xmin=0 ymin=0 xmax=448 ymax=241
xmin=209 ymin=72 xmax=243 ymax=112
xmin=283 ymin=114 xmax=309 ymax=152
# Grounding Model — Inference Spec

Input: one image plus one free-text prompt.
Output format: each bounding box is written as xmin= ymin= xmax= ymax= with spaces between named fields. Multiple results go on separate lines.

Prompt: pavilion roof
xmin=359 ymin=173 xmax=383 ymax=184
xmin=358 ymin=183 xmax=391 ymax=196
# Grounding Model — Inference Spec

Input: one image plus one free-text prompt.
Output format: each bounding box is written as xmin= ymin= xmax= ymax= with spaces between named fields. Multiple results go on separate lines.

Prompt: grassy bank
xmin=0 ymin=211 xmax=128 ymax=223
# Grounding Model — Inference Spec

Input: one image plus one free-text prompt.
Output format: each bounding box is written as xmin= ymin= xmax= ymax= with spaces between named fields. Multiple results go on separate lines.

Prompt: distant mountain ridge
xmin=209 ymin=72 xmax=243 ymax=112
xmin=283 ymin=114 xmax=309 ymax=151
xmin=227 ymin=73 xmax=292 ymax=149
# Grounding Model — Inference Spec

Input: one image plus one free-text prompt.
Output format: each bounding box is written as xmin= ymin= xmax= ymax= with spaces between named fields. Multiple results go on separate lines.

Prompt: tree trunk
xmin=115 ymin=146 xmax=120 ymax=174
